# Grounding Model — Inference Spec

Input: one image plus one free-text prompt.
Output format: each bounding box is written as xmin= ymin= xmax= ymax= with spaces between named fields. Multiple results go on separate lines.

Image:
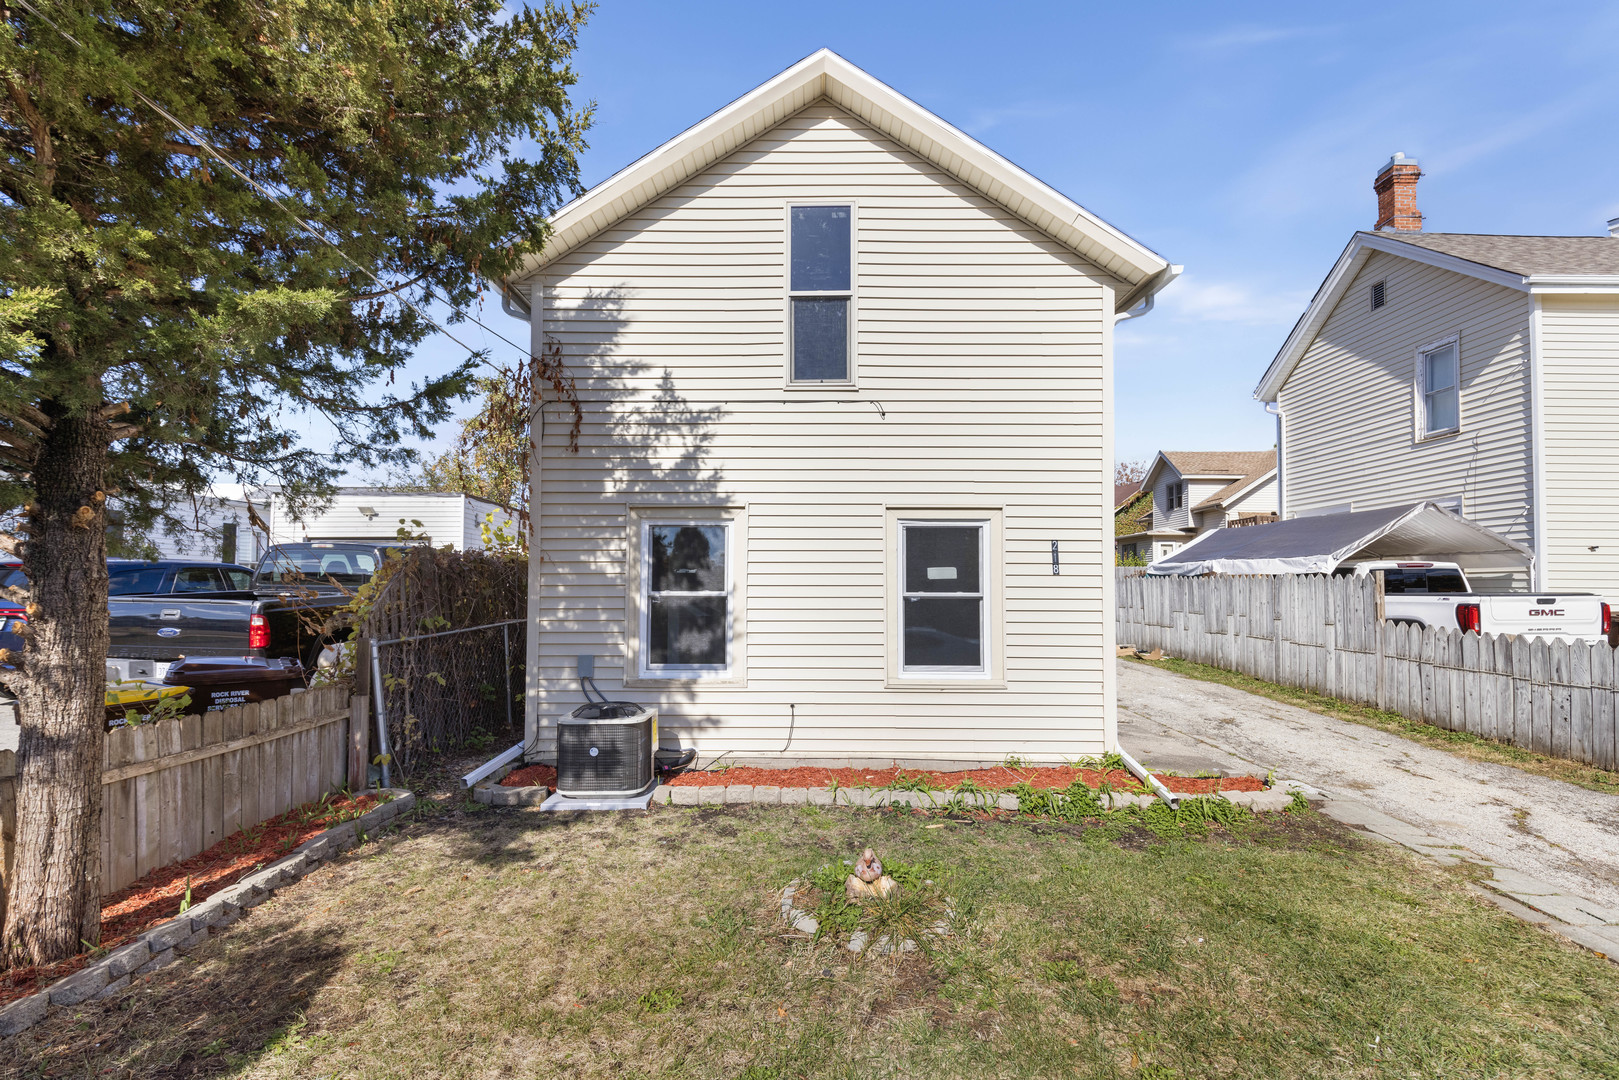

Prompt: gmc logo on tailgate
xmin=1529 ymin=608 xmax=1565 ymax=617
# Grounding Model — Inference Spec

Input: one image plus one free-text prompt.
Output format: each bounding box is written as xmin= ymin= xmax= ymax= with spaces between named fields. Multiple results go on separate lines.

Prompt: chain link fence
xmin=369 ymin=618 xmax=525 ymax=782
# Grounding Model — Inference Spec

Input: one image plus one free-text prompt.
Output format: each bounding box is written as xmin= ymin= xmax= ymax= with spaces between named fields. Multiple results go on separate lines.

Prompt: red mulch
xmin=499 ymin=763 xmax=557 ymax=790
xmin=662 ymin=764 xmax=1263 ymax=795
xmin=0 ymin=791 xmax=380 ymax=1006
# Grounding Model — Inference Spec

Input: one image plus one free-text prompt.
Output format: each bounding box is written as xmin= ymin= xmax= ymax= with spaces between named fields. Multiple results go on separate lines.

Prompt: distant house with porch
xmin=1115 ymin=451 xmax=1278 ymax=562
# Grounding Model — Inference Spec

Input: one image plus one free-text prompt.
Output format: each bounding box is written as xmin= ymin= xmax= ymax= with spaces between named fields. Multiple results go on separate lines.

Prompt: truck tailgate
xmin=108 ymin=596 xmax=262 ymax=660
xmin=1478 ymin=594 xmax=1607 ymax=643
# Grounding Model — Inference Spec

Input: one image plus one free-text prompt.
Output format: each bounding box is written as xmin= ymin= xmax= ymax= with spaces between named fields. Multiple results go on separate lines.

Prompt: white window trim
xmin=624 ymin=505 xmax=747 ymax=688
xmin=884 ymin=507 xmax=1004 ymax=689
xmin=783 ymin=201 xmax=857 ymax=390
xmin=1414 ymin=332 xmax=1462 ymax=441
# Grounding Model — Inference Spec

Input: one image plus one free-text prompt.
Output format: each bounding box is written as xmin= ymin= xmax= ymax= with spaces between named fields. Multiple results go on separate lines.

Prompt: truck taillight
xmin=1456 ymin=603 xmax=1481 ymax=634
xmin=1604 ymin=603 xmax=1612 ymax=636
xmin=249 ymin=614 xmax=269 ymax=650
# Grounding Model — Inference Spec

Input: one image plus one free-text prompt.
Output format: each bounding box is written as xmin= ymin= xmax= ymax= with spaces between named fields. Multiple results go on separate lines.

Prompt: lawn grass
xmin=1128 ymin=654 xmax=1619 ymax=795
xmin=6 ymin=799 xmax=1619 ymax=1079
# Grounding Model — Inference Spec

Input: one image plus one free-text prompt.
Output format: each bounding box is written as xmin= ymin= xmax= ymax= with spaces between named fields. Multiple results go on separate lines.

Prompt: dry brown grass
xmin=5 ymin=793 xmax=1619 ymax=1079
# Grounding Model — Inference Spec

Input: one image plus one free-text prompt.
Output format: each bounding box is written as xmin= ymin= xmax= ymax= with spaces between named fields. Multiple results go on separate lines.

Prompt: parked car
xmin=108 ymin=541 xmax=398 ymax=670
xmin=1336 ymin=560 xmax=1610 ymax=644
xmin=107 ymin=559 xmax=256 ymax=596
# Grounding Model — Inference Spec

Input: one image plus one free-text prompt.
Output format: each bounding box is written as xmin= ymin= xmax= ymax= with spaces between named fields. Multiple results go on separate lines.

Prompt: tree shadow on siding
xmin=539 ymin=287 xmax=730 ymax=749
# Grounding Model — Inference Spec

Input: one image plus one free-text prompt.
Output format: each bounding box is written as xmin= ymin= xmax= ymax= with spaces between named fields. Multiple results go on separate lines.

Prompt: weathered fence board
xmin=1118 ymin=569 xmax=1619 ymax=772
xmin=0 ymin=689 xmax=364 ymax=923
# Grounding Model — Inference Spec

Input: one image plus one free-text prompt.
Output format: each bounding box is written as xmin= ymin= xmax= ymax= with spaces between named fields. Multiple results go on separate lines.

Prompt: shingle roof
xmin=1161 ymin=451 xmax=1276 ymax=478
xmin=1114 ymin=481 xmax=1144 ymax=509
xmin=1370 ymin=232 xmax=1619 ymax=277
xmin=1193 ymin=467 xmax=1276 ymax=511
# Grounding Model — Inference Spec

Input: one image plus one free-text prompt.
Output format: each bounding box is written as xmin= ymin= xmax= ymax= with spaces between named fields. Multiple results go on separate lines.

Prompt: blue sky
xmin=390 ymin=0 xmax=1619 ymax=476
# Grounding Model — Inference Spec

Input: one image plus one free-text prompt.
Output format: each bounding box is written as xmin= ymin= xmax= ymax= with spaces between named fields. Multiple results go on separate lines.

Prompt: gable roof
xmin=1255 ymin=230 xmax=1619 ymax=401
xmin=1192 ymin=466 xmax=1277 ymax=512
xmin=1115 ymin=481 xmax=1144 ymax=509
xmin=511 ymin=49 xmax=1175 ymax=311
xmin=1160 ymin=450 xmax=1276 ymax=479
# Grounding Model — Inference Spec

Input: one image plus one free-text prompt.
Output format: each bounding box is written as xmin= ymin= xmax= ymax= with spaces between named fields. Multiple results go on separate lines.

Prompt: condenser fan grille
xmin=556 ymin=710 xmax=655 ymax=795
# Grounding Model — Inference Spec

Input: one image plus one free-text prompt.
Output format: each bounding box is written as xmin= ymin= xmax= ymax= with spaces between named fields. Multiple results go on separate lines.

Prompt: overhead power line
xmin=12 ymin=0 xmax=538 ymax=370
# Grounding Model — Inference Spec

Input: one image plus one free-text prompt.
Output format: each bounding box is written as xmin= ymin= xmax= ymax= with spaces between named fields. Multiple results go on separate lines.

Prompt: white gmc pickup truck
xmin=1337 ymin=561 xmax=1611 ymax=644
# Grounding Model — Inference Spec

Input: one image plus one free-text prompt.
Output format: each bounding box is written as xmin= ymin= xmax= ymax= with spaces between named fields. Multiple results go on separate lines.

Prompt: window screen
xmin=645 ymin=523 xmax=729 ymax=671
xmin=788 ymin=205 xmax=852 ymax=382
xmin=900 ymin=524 xmax=985 ymax=671
xmin=1422 ymin=342 xmax=1459 ymax=434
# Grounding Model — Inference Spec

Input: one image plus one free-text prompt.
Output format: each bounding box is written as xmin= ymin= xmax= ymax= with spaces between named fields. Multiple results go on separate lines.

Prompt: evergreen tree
xmin=0 ymin=0 xmax=590 ymax=964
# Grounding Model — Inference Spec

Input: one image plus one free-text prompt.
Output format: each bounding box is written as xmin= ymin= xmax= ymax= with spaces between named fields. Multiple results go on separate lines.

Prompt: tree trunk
xmin=2 ymin=412 xmax=109 ymax=967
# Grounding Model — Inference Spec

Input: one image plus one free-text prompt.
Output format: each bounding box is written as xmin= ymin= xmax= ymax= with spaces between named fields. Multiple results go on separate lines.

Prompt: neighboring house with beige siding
xmin=499 ymin=50 xmax=1177 ymax=765
xmin=1255 ymin=168 xmax=1619 ymax=595
xmin=1115 ymin=451 xmax=1277 ymax=562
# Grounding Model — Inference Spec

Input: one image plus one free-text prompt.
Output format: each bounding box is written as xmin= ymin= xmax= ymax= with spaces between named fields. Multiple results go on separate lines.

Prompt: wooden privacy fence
xmin=1116 ymin=569 xmax=1619 ymax=771
xmin=0 ymin=687 xmax=368 ymax=919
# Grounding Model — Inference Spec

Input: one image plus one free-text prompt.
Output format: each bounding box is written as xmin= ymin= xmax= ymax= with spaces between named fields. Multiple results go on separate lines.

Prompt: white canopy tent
xmin=1145 ymin=502 xmax=1535 ymax=578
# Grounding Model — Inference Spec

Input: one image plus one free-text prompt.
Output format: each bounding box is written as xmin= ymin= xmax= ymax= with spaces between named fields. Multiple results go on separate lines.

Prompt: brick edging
xmin=0 ymin=788 xmax=416 ymax=1038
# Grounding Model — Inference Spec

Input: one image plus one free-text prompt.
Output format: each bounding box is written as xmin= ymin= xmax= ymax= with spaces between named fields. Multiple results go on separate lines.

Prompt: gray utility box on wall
xmin=555 ymin=702 xmax=658 ymax=797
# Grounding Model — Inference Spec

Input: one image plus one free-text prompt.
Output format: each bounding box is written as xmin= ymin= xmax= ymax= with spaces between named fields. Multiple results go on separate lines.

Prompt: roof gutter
xmin=1115 ymin=264 xmax=1183 ymax=321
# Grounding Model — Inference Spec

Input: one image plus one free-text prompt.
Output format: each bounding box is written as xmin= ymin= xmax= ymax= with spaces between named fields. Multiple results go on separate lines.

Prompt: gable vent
xmin=1370 ymin=280 xmax=1387 ymax=310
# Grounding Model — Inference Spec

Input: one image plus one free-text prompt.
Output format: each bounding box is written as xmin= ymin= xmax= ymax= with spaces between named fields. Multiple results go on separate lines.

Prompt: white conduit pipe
xmin=1117 ymin=747 xmax=1179 ymax=809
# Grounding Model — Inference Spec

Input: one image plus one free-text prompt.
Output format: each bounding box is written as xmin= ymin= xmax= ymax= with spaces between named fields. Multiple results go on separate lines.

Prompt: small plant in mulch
xmin=498 ymin=763 xmax=557 ymax=790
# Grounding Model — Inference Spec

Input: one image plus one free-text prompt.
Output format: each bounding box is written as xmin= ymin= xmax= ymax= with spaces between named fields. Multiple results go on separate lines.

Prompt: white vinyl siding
xmin=1277 ymin=251 xmax=1534 ymax=566
xmin=524 ymin=103 xmax=1115 ymax=764
xmin=265 ymin=491 xmax=512 ymax=552
xmin=1539 ymin=295 xmax=1619 ymax=599
xmin=1223 ymin=473 xmax=1279 ymax=520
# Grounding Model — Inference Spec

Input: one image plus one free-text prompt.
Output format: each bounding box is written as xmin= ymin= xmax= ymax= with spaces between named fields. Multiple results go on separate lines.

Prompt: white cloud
xmin=1176 ymin=24 xmax=1339 ymax=52
xmin=960 ymin=99 xmax=1074 ymax=136
xmin=1153 ymin=275 xmax=1313 ymax=328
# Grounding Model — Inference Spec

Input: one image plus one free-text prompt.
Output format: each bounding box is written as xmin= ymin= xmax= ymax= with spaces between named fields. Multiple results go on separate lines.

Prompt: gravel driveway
xmin=1118 ymin=658 xmax=1619 ymax=913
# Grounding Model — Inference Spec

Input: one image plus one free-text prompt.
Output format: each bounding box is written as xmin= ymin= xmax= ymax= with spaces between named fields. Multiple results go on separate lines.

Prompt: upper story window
xmin=1165 ymin=481 xmax=1184 ymax=512
xmin=1418 ymin=337 xmax=1460 ymax=437
xmin=788 ymin=205 xmax=853 ymax=385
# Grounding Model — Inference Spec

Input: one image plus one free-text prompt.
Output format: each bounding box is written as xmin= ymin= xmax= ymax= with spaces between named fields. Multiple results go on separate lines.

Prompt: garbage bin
xmin=162 ymin=656 xmax=307 ymax=714
xmin=105 ymin=681 xmax=191 ymax=729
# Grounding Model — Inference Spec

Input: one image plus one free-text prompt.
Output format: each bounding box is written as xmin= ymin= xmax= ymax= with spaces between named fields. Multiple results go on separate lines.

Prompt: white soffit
xmin=1254 ymin=232 xmax=1534 ymax=403
xmin=516 ymin=49 xmax=1171 ymax=307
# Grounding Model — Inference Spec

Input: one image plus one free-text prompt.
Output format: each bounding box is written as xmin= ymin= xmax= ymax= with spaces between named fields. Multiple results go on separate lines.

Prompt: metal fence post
xmin=502 ymin=622 xmax=513 ymax=732
xmin=370 ymin=637 xmax=393 ymax=789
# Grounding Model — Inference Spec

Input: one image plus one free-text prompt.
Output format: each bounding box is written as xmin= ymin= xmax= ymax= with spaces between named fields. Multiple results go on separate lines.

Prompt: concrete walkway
xmin=1118 ymin=658 xmax=1619 ymax=957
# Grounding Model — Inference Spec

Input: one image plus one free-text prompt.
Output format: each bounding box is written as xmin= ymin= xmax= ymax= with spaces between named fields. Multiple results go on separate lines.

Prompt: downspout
xmin=1264 ymin=401 xmax=1285 ymax=519
xmin=1528 ymin=294 xmax=1548 ymax=591
xmin=1114 ymin=264 xmax=1182 ymax=323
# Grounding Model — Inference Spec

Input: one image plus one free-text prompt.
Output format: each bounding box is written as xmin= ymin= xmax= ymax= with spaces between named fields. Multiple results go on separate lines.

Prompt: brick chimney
xmin=1374 ymin=152 xmax=1423 ymax=231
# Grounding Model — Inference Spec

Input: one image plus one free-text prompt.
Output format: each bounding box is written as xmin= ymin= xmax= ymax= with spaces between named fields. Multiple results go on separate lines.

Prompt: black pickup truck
xmin=107 ymin=542 xmax=395 ymax=667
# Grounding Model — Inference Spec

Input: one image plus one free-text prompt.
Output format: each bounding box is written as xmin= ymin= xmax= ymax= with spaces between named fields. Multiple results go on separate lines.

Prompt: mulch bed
xmin=499 ymin=763 xmax=557 ymax=790
xmin=0 ymin=791 xmax=380 ymax=1007
xmin=662 ymin=764 xmax=1264 ymax=794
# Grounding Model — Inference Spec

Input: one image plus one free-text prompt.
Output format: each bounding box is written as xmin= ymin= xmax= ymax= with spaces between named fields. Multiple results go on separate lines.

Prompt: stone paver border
xmin=0 ymin=788 xmax=416 ymax=1038
xmin=654 ymin=783 xmax=1298 ymax=813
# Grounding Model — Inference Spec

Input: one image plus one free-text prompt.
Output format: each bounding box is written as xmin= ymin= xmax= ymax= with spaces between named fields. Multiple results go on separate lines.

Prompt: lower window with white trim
xmin=887 ymin=510 xmax=1002 ymax=686
xmin=627 ymin=509 xmax=744 ymax=684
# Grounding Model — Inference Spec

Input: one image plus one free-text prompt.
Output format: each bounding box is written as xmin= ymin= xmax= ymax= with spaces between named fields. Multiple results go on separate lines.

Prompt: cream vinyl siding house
xmin=1118 ymin=451 xmax=1276 ymax=561
xmin=1257 ymin=230 xmax=1619 ymax=595
xmin=503 ymin=50 xmax=1175 ymax=765
xmin=1541 ymin=294 xmax=1619 ymax=594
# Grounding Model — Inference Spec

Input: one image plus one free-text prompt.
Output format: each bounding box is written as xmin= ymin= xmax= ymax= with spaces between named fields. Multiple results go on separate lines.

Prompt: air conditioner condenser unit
xmin=556 ymin=701 xmax=658 ymax=798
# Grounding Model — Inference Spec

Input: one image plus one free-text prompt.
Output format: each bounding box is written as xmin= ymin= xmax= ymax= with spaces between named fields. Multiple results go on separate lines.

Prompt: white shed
xmin=503 ymin=50 xmax=1176 ymax=766
xmin=258 ymin=488 xmax=515 ymax=553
